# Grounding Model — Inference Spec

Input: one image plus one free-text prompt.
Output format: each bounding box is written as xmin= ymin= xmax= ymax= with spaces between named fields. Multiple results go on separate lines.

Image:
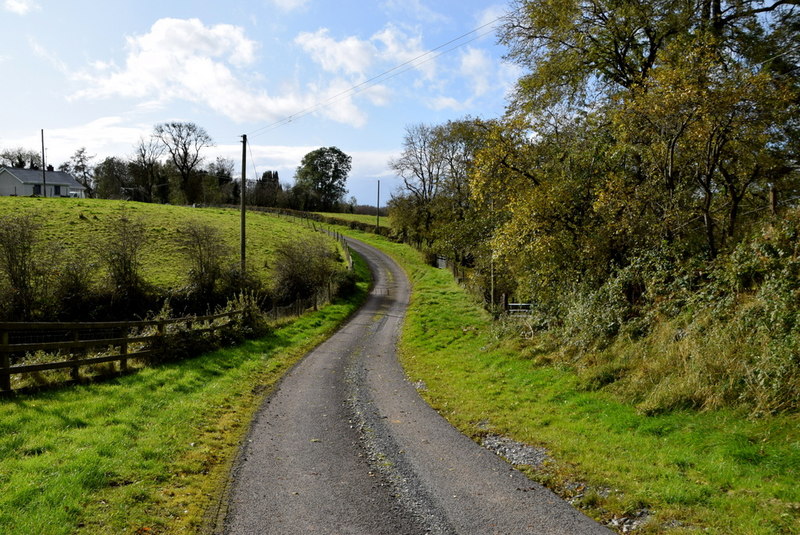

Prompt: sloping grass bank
xmin=0 ymin=252 xmax=371 ymax=535
xmin=0 ymin=197 xmax=321 ymax=289
xmin=338 ymin=229 xmax=800 ymax=534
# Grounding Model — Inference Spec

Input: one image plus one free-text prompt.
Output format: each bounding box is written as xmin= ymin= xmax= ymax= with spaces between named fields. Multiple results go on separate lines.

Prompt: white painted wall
xmin=0 ymin=173 xmax=29 ymax=196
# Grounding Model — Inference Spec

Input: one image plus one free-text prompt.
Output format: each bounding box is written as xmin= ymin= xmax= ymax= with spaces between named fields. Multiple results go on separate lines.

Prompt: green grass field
xmin=335 ymin=227 xmax=800 ymax=535
xmin=314 ymin=211 xmax=390 ymax=228
xmin=1 ymin=197 xmax=324 ymax=288
xmin=0 ymin=246 xmax=372 ymax=535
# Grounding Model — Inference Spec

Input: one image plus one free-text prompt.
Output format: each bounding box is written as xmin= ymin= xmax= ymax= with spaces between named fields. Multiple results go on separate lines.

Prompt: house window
xmin=33 ymin=184 xmax=41 ymax=195
xmin=54 ymin=185 xmax=61 ymax=196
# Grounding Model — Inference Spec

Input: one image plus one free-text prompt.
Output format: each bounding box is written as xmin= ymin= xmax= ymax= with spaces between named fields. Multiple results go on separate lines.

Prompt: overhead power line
xmin=246 ymin=11 xmax=514 ymax=138
xmin=247 ymin=137 xmax=258 ymax=181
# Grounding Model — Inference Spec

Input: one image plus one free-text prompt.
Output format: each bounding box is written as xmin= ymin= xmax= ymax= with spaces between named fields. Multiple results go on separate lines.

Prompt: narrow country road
xmin=218 ymin=238 xmax=612 ymax=534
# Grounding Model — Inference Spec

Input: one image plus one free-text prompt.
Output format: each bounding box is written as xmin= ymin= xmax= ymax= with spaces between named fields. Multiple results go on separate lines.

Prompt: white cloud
xmin=290 ymin=24 xmax=434 ymax=122
xmin=420 ymin=47 xmax=499 ymax=113
xmin=372 ymin=24 xmax=436 ymax=80
xmin=361 ymin=84 xmax=391 ymax=107
xmin=476 ymin=4 xmax=508 ymax=32
xmin=348 ymin=148 xmax=403 ymax=198
xmin=296 ymin=24 xmax=435 ymax=81
xmin=3 ymin=0 xmax=38 ymax=15
xmin=428 ymin=96 xmax=465 ymax=111
xmin=266 ymin=0 xmax=309 ymax=12
xmin=295 ymin=29 xmax=376 ymax=76
xmin=1 ymin=117 xmax=152 ymax=167
xmin=300 ymin=78 xmax=369 ymax=128
xmin=71 ymin=18 xmax=324 ymax=124
xmin=29 ymin=37 xmax=69 ymax=74
xmin=498 ymin=61 xmax=523 ymax=97
xmin=459 ymin=47 xmax=492 ymax=97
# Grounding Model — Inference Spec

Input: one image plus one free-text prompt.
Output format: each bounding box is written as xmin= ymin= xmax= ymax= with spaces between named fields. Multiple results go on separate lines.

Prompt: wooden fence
xmin=0 ymin=310 xmax=241 ymax=392
xmin=325 ymin=228 xmax=353 ymax=271
xmin=507 ymin=303 xmax=533 ymax=316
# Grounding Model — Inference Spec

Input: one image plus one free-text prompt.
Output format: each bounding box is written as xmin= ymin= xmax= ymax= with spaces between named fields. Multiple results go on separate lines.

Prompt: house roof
xmin=0 ymin=167 xmax=86 ymax=190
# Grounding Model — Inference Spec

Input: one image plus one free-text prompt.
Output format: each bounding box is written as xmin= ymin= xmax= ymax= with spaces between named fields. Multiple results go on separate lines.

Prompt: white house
xmin=0 ymin=166 xmax=86 ymax=198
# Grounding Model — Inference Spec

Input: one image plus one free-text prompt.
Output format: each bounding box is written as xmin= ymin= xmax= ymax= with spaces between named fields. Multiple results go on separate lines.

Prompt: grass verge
xmin=335 ymin=228 xmax=800 ymax=534
xmin=0 ymin=251 xmax=371 ymax=535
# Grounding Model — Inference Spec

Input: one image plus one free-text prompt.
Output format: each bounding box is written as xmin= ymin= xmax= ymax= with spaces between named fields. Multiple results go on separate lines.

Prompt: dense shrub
xmin=553 ymin=212 xmax=800 ymax=415
xmin=97 ymin=214 xmax=148 ymax=300
xmin=0 ymin=214 xmax=41 ymax=320
xmin=49 ymin=253 xmax=103 ymax=320
xmin=175 ymin=221 xmax=234 ymax=307
xmin=272 ymin=234 xmax=343 ymax=304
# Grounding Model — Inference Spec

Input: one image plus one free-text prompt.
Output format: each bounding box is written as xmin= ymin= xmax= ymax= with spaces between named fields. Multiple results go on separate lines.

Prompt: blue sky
xmin=0 ymin=0 xmax=518 ymax=204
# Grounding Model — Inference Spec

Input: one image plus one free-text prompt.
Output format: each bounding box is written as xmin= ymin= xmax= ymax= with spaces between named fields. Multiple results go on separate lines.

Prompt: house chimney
xmin=47 ymin=164 xmax=54 ymax=172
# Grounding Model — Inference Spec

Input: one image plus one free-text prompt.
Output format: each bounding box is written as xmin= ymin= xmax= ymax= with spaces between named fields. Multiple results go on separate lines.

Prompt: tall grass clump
xmin=548 ymin=210 xmax=800 ymax=415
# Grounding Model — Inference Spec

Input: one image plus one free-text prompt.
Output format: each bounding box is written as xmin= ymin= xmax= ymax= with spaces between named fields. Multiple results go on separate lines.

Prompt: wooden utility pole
xmin=490 ymin=199 xmax=495 ymax=309
xmin=769 ymin=185 xmax=778 ymax=216
xmin=240 ymin=135 xmax=247 ymax=277
xmin=376 ymin=179 xmax=380 ymax=232
xmin=41 ymin=129 xmax=46 ymax=197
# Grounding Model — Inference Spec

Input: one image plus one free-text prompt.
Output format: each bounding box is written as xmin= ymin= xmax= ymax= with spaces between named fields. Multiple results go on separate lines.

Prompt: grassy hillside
xmin=336 ymin=227 xmax=800 ymax=535
xmin=1 ymin=197 xmax=323 ymax=288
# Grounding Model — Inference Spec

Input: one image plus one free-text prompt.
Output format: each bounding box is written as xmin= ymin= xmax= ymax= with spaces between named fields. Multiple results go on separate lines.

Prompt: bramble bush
xmin=543 ymin=211 xmax=800 ymax=415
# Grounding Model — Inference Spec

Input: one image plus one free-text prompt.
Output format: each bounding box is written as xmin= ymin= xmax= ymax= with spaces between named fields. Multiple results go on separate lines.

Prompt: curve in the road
xmin=219 ymin=238 xmax=612 ymax=535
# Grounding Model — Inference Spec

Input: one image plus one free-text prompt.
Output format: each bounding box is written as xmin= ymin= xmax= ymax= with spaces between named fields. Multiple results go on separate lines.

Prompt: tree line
xmin=2 ymin=125 xmax=355 ymax=212
xmin=386 ymin=0 xmax=799 ymax=412
xmin=390 ymin=0 xmax=798 ymax=308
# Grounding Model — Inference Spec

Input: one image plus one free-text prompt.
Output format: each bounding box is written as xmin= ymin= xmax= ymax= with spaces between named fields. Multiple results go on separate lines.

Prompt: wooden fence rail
xmin=0 ymin=310 xmax=241 ymax=392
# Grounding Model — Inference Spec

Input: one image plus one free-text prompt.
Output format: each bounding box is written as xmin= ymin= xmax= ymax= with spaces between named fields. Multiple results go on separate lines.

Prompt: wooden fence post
xmin=71 ymin=329 xmax=80 ymax=381
xmin=1 ymin=330 xmax=10 ymax=392
xmin=155 ymin=320 xmax=167 ymax=362
xmin=119 ymin=326 xmax=128 ymax=372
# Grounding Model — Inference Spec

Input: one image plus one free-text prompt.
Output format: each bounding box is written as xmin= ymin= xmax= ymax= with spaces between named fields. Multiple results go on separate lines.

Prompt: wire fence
xmin=0 ymin=310 xmax=240 ymax=392
xmin=0 ymin=285 xmax=342 ymax=393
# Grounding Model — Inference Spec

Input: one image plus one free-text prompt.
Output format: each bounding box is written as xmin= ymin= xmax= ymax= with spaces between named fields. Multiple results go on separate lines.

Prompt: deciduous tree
xmin=94 ymin=156 xmax=133 ymax=200
xmin=294 ymin=147 xmax=351 ymax=211
xmin=0 ymin=147 xmax=41 ymax=169
xmin=59 ymin=148 xmax=95 ymax=197
xmin=153 ymin=122 xmax=214 ymax=205
xmin=130 ymin=136 xmax=166 ymax=203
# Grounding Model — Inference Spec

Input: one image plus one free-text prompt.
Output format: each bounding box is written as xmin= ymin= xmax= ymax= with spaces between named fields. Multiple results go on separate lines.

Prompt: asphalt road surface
xmin=218 ymin=238 xmax=612 ymax=534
